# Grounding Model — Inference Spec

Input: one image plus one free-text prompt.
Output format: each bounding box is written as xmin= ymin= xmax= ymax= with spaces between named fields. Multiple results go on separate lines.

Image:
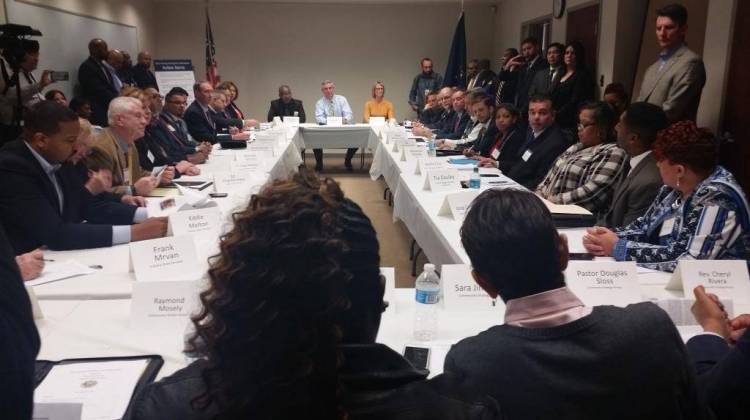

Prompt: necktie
xmin=127 ymin=146 xmax=137 ymax=186
xmin=495 ymin=81 xmax=505 ymax=106
xmin=549 ymin=68 xmax=555 ymax=87
xmin=519 ymin=129 xmax=535 ymax=154
xmin=454 ymin=114 xmax=461 ymax=132
xmin=327 ymin=100 xmax=335 ymax=117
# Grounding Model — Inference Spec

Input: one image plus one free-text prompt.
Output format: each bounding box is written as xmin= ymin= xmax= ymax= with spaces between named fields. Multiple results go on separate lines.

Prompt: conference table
xmin=32 ymin=123 xmax=748 ymax=391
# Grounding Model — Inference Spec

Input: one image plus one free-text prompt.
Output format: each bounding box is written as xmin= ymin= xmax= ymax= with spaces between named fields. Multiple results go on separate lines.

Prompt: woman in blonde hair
xmin=363 ymin=81 xmax=394 ymax=123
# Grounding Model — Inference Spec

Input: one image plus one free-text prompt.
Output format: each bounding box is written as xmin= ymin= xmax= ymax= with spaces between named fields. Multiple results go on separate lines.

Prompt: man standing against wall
xmin=408 ymin=58 xmax=443 ymax=119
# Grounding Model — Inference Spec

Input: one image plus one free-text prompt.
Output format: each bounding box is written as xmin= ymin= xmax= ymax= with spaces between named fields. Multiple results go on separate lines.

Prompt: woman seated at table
xmin=535 ymin=101 xmax=626 ymax=215
xmin=364 ymin=81 xmax=394 ymax=123
xmin=583 ymin=121 xmax=750 ymax=272
xmin=217 ymin=81 xmax=244 ymax=120
xmin=472 ymin=103 xmax=523 ymax=169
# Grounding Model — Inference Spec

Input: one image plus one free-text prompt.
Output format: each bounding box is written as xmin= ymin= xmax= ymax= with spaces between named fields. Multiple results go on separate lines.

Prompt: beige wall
xmin=3 ymin=0 xmax=156 ymax=52
xmin=154 ymin=1 xmax=496 ymax=121
xmin=697 ymin=0 xmax=736 ymax=132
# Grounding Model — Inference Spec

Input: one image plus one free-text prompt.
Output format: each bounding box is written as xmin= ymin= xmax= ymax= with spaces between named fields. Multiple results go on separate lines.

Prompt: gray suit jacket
xmin=637 ymin=44 xmax=705 ymax=122
xmin=528 ymin=66 xmax=563 ymax=97
xmin=598 ymin=152 xmax=662 ymax=228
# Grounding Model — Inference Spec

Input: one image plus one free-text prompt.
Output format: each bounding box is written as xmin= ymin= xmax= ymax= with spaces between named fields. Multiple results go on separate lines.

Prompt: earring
xmin=676 ymin=177 xmax=681 ymax=189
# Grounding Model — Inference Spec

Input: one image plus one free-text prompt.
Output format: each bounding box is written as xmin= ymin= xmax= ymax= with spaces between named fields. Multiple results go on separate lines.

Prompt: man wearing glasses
xmin=159 ymin=87 xmax=211 ymax=164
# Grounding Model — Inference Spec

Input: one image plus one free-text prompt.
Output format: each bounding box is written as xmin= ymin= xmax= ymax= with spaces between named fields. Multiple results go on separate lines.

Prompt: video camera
xmin=0 ymin=23 xmax=42 ymax=70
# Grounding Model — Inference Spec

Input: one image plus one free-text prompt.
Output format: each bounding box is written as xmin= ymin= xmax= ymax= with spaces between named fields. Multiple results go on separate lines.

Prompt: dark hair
xmin=477 ymin=58 xmax=491 ymax=70
xmin=476 ymin=96 xmax=495 ymax=109
xmin=420 ymin=57 xmax=432 ymax=65
xmin=657 ymin=3 xmax=688 ymax=27
xmin=44 ymin=89 xmax=66 ymax=101
xmin=217 ymin=81 xmax=239 ymax=100
xmin=547 ymin=42 xmax=565 ymax=54
xmin=622 ymin=102 xmax=668 ymax=148
xmin=529 ymin=93 xmax=553 ymax=107
xmin=565 ymin=41 xmax=587 ymax=70
xmin=68 ymin=96 xmax=90 ymax=111
xmin=461 ymin=189 xmax=564 ymax=301
xmin=653 ymin=120 xmax=717 ymax=175
xmin=21 ymin=39 xmax=39 ymax=54
xmin=521 ymin=36 xmax=539 ymax=47
xmin=165 ymin=87 xmax=189 ymax=102
xmin=24 ymin=101 xmax=78 ymax=137
xmin=426 ymin=90 xmax=438 ymax=98
xmin=603 ymin=82 xmax=630 ymax=116
xmin=579 ymin=101 xmax=617 ymax=143
xmin=495 ymin=102 xmax=520 ymax=120
xmin=188 ymin=171 xmax=380 ymax=419
xmin=505 ymin=48 xmax=519 ymax=57
xmin=466 ymin=88 xmax=487 ymax=102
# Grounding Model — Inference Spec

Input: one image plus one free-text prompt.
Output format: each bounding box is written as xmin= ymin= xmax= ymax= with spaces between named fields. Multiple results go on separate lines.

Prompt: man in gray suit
xmin=598 ymin=102 xmax=668 ymax=227
xmin=637 ymin=3 xmax=705 ymax=122
xmin=528 ymin=43 xmax=565 ymax=98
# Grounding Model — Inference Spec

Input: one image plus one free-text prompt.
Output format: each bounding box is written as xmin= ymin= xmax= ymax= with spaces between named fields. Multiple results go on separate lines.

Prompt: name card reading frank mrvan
xmin=415 ymin=158 xmax=449 ymax=175
xmin=131 ymin=280 xmax=201 ymax=330
xmin=327 ymin=116 xmax=343 ymax=126
xmin=565 ymin=261 xmax=642 ymax=307
xmin=168 ymin=207 xmax=223 ymax=238
xmin=438 ymin=190 xmax=480 ymax=220
xmin=667 ymin=259 xmax=750 ymax=302
xmin=441 ymin=264 xmax=501 ymax=311
xmin=283 ymin=116 xmax=300 ymax=127
xmin=129 ymin=235 xmax=201 ymax=282
xmin=423 ymin=169 xmax=460 ymax=193
xmin=400 ymin=145 xmax=428 ymax=162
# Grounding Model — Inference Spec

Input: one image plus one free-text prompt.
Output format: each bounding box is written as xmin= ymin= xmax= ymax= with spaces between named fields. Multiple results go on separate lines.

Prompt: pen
xmin=43 ymin=258 xmax=55 ymax=262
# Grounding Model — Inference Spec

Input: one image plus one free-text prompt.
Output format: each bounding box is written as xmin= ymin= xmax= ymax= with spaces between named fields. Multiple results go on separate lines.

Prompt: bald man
xmin=104 ymin=49 xmax=124 ymax=92
xmin=133 ymin=51 xmax=158 ymax=90
xmin=78 ymin=38 xmax=118 ymax=126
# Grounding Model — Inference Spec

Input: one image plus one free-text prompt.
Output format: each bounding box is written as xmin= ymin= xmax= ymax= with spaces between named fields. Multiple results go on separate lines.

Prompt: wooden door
xmin=566 ymin=3 xmax=600 ymax=84
xmin=720 ymin=0 xmax=750 ymax=193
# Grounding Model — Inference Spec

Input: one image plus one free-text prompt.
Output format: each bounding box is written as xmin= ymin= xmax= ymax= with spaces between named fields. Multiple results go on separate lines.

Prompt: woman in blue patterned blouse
xmin=536 ymin=101 xmax=627 ymax=215
xmin=583 ymin=121 xmax=750 ymax=272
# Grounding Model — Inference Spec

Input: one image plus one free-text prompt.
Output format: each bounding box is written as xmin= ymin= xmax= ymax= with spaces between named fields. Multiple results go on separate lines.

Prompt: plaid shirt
xmin=536 ymin=142 xmax=627 ymax=214
xmin=612 ymin=166 xmax=750 ymax=272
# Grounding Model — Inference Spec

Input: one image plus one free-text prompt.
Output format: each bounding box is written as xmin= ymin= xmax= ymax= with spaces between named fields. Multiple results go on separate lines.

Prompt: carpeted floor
xmin=302 ymin=152 xmax=428 ymax=287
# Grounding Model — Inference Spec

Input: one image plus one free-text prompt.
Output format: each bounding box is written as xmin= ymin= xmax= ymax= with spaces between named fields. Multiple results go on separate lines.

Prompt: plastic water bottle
xmin=469 ymin=166 xmax=481 ymax=189
xmin=414 ymin=263 xmax=440 ymax=341
xmin=427 ymin=138 xmax=437 ymax=157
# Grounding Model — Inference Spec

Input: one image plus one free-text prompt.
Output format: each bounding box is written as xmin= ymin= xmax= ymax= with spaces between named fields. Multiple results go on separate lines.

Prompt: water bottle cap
xmin=424 ymin=263 xmax=435 ymax=272
xmin=473 ymin=166 xmax=479 ymax=172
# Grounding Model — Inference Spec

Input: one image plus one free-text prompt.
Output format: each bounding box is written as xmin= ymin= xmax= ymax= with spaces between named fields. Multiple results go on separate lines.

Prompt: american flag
xmin=205 ymin=6 xmax=217 ymax=87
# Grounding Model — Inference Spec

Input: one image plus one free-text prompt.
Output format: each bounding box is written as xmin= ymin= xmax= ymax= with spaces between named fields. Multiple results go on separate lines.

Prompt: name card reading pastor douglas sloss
xmin=565 ymin=261 xmax=643 ymax=307
xmin=168 ymin=207 xmax=223 ymax=237
xmin=129 ymin=235 xmax=201 ymax=282
xmin=668 ymin=259 xmax=750 ymax=301
xmin=131 ymin=280 xmax=201 ymax=329
xmin=441 ymin=264 xmax=501 ymax=311
xmin=423 ymin=169 xmax=460 ymax=192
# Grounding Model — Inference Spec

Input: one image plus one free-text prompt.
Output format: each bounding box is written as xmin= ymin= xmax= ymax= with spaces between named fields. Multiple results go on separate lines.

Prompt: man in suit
xmin=414 ymin=89 xmax=470 ymax=141
xmin=267 ymin=85 xmax=306 ymax=123
xmin=78 ymin=39 xmax=119 ymax=126
xmin=184 ymin=81 xmax=219 ymax=144
xmin=498 ymin=37 xmax=547 ymax=116
xmin=117 ymin=51 xmax=136 ymax=87
xmin=92 ymin=96 xmax=174 ymax=197
xmin=0 ymin=101 xmax=167 ymax=253
xmin=160 ymin=87 xmax=211 ymax=163
xmin=688 ymin=285 xmax=750 ymax=419
xmin=466 ymin=59 xmax=495 ymax=91
xmin=598 ymin=102 xmax=667 ymax=227
xmin=133 ymin=51 xmax=158 ymax=90
xmin=500 ymin=94 xmax=568 ymax=189
xmin=528 ymin=43 xmax=564 ymax=97
xmin=637 ymin=3 xmax=705 ymax=122
xmin=493 ymin=48 xmax=519 ymax=107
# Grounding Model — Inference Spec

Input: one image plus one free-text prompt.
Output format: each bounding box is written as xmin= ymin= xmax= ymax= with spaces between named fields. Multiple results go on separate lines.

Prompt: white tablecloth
xmin=293 ymin=123 xmax=379 ymax=150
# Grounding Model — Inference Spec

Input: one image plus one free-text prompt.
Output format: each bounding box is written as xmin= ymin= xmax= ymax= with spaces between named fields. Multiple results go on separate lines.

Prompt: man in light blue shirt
xmin=313 ymin=80 xmax=356 ymax=171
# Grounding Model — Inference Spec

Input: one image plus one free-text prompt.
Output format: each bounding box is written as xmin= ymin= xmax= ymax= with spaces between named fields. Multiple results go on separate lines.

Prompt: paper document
xmin=540 ymin=198 xmax=593 ymax=216
xmin=656 ymin=298 xmax=734 ymax=326
xmin=34 ymin=359 xmax=148 ymax=420
xmin=27 ymin=261 xmax=95 ymax=287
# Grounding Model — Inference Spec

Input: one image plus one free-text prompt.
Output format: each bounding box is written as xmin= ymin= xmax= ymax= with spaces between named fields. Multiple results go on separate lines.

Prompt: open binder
xmin=34 ymin=355 xmax=163 ymax=419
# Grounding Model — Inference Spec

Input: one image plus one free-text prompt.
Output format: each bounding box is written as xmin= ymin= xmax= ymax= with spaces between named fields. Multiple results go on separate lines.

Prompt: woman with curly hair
xmin=583 ymin=121 xmax=750 ymax=271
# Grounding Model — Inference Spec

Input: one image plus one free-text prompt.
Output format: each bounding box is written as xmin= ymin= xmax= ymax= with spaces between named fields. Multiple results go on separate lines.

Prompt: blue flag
xmin=443 ymin=12 xmax=466 ymax=88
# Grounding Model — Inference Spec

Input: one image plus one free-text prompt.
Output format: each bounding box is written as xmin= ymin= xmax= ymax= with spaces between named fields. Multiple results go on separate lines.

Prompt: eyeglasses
xmin=577 ymin=122 xmax=596 ymax=131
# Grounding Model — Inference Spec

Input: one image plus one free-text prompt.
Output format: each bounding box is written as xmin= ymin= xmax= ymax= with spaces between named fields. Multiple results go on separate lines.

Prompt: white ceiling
xmin=153 ymin=0 xmax=498 ymax=4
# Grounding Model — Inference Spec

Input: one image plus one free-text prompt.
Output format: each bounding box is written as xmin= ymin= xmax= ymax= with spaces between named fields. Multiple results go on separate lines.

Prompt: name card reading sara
xmin=129 ymin=235 xmax=201 ymax=282
xmin=441 ymin=264 xmax=501 ymax=312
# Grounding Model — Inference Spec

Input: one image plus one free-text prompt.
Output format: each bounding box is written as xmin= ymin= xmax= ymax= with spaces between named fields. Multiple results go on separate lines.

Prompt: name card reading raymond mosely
xmin=129 ymin=235 xmax=201 ymax=282
xmin=423 ymin=168 xmax=460 ymax=192
xmin=441 ymin=264 xmax=501 ymax=311
xmin=565 ymin=261 xmax=642 ymax=307
xmin=168 ymin=207 xmax=223 ymax=237
xmin=131 ymin=279 xmax=201 ymax=329
xmin=400 ymin=145 xmax=428 ymax=162
xmin=667 ymin=259 xmax=750 ymax=302
xmin=437 ymin=190 xmax=480 ymax=220
xmin=415 ymin=157 xmax=449 ymax=175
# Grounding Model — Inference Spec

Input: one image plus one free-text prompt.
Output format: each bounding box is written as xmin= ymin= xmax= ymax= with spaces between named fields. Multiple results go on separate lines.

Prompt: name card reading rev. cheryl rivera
xmin=565 ymin=261 xmax=643 ymax=307
xmin=423 ymin=169 xmax=460 ymax=192
xmin=441 ymin=264 xmax=502 ymax=312
xmin=129 ymin=236 xmax=201 ymax=282
xmin=131 ymin=280 xmax=201 ymax=329
xmin=667 ymin=259 xmax=750 ymax=302
xmin=168 ymin=207 xmax=223 ymax=237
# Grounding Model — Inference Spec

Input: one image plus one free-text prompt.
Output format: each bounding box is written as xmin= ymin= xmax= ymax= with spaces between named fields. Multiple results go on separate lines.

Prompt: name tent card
xmin=248 ymin=143 xmax=275 ymax=157
xmin=565 ymin=261 xmax=642 ymax=307
xmin=283 ymin=116 xmax=300 ymax=127
xmin=667 ymin=260 xmax=750 ymax=302
xmin=213 ymin=171 xmax=259 ymax=193
xmin=327 ymin=116 xmax=343 ymax=126
xmin=230 ymin=159 xmax=266 ymax=174
xmin=441 ymin=264 xmax=501 ymax=311
xmin=400 ymin=145 xmax=428 ymax=162
xmin=129 ymin=235 xmax=201 ymax=282
xmin=130 ymin=280 xmax=201 ymax=329
xmin=369 ymin=117 xmax=386 ymax=127
xmin=423 ymin=169 xmax=460 ymax=192
xmin=415 ymin=158 xmax=449 ymax=175
xmin=389 ymin=128 xmax=408 ymax=150
xmin=438 ymin=190 xmax=480 ymax=220
xmin=168 ymin=207 xmax=223 ymax=238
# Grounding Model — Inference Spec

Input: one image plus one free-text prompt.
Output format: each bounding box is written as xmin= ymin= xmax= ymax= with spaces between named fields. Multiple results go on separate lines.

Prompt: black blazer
xmin=77 ymin=57 xmax=118 ymax=126
xmin=499 ymin=56 xmax=548 ymax=113
xmin=528 ymin=66 xmax=564 ymax=97
xmin=209 ymin=109 xmax=243 ymax=132
xmin=0 ymin=223 xmax=39 ymax=420
xmin=470 ymin=122 xmax=500 ymax=157
xmin=502 ymin=124 xmax=568 ymax=189
xmin=267 ymin=98 xmax=306 ymax=123
xmin=551 ymin=69 xmax=596 ymax=129
xmin=225 ymin=102 xmax=244 ymax=120
xmin=184 ymin=101 xmax=217 ymax=144
xmin=133 ymin=64 xmax=158 ymax=90
xmin=436 ymin=111 xmax=471 ymax=140
xmin=486 ymin=125 xmax=524 ymax=162
xmin=687 ymin=330 xmax=750 ymax=420
xmin=468 ymin=69 xmax=496 ymax=90
xmin=0 ymin=140 xmax=136 ymax=253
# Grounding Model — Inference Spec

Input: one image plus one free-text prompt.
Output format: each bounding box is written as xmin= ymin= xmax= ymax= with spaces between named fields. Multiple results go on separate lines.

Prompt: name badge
xmin=491 ymin=147 xmax=500 ymax=160
xmin=667 ymin=260 xmax=750 ymax=302
xmin=167 ymin=124 xmax=176 ymax=132
xmin=441 ymin=264 xmax=502 ymax=312
xmin=129 ymin=235 xmax=202 ymax=282
xmin=438 ymin=190 xmax=480 ymax=220
xmin=659 ymin=216 xmax=676 ymax=237
xmin=522 ymin=149 xmax=532 ymax=162
xmin=168 ymin=207 xmax=223 ymax=238
xmin=130 ymin=280 xmax=201 ymax=329
xmin=565 ymin=261 xmax=643 ymax=307
xmin=423 ymin=169 xmax=460 ymax=192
